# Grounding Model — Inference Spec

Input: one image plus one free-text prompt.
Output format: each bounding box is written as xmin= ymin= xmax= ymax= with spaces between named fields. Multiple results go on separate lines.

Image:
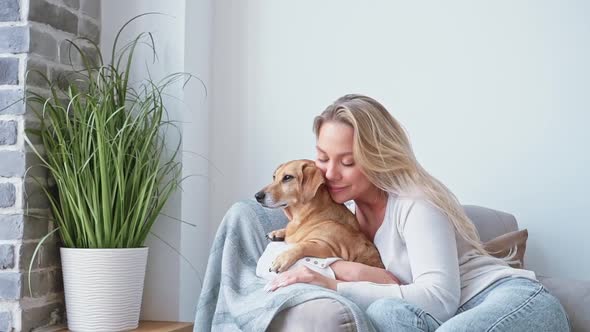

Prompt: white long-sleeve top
xmin=337 ymin=194 xmax=536 ymax=322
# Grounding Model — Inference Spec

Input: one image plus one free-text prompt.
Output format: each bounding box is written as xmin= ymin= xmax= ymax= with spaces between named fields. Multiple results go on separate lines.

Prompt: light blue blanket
xmin=194 ymin=199 xmax=375 ymax=331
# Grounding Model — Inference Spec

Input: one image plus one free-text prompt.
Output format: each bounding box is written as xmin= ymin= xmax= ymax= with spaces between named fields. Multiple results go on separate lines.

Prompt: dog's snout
xmin=255 ymin=191 xmax=266 ymax=202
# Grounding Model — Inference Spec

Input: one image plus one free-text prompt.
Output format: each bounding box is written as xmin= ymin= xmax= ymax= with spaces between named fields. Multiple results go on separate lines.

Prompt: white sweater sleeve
xmin=336 ymin=200 xmax=461 ymax=322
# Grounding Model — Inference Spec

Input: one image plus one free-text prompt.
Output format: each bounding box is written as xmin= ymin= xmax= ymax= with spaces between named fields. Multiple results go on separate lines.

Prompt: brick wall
xmin=0 ymin=0 xmax=100 ymax=331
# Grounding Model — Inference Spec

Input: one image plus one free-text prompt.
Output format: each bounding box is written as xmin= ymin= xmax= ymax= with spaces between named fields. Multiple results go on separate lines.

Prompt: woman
xmin=265 ymin=94 xmax=570 ymax=331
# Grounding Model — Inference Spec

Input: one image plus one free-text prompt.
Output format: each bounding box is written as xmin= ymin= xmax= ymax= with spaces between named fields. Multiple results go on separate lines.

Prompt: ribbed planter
xmin=60 ymin=247 xmax=149 ymax=332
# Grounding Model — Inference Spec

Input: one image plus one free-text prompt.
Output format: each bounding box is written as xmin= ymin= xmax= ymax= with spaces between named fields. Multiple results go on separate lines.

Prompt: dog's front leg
xmin=270 ymin=241 xmax=334 ymax=273
xmin=270 ymin=245 xmax=304 ymax=273
xmin=266 ymin=228 xmax=286 ymax=241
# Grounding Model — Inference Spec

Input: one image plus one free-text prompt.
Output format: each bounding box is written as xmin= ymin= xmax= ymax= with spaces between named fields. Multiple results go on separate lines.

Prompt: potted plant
xmin=25 ymin=17 xmax=192 ymax=331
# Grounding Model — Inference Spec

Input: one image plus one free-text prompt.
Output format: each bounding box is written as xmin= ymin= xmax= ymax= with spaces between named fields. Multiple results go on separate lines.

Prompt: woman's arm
xmin=264 ymin=261 xmax=400 ymax=293
xmin=337 ymin=200 xmax=461 ymax=321
xmin=331 ymin=261 xmax=400 ymax=284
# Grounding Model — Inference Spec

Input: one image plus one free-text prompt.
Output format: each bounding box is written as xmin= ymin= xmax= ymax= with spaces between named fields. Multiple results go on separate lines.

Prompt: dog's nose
xmin=255 ymin=191 xmax=265 ymax=202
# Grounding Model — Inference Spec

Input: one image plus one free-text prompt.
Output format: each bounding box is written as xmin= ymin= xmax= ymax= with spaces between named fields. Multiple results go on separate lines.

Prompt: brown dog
xmin=254 ymin=159 xmax=384 ymax=273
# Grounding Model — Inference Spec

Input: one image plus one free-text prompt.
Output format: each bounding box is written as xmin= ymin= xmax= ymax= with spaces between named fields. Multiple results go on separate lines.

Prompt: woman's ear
xmin=301 ymin=162 xmax=325 ymax=203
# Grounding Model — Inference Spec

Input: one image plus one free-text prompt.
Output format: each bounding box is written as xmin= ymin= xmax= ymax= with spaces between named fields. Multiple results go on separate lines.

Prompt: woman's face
xmin=315 ymin=121 xmax=376 ymax=204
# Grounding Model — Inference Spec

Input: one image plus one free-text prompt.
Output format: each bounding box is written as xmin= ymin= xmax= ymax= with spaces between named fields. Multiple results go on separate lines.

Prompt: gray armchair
xmin=268 ymin=205 xmax=590 ymax=332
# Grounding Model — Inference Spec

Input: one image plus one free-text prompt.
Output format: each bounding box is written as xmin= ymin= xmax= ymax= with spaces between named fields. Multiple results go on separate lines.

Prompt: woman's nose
xmin=324 ymin=162 xmax=340 ymax=181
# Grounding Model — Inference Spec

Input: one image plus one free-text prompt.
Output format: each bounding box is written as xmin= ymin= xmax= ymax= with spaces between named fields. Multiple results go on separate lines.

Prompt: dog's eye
xmin=282 ymin=175 xmax=294 ymax=182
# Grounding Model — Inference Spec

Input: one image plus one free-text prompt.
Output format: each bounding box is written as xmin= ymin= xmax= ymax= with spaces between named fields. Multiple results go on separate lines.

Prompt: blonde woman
xmin=265 ymin=94 xmax=570 ymax=331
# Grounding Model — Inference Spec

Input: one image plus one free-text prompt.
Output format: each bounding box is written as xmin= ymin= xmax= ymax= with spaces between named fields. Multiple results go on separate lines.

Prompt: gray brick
xmin=0 ymin=213 xmax=51 ymax=241
xmin=0 ymin=214 xmax=23 ymax=240
xmin=29 ymin=27 xmax=57 ymax=61
xmin=26 ymin=151 xmax=49 ymax=178
xmin=24 ymin=114 xmax=43 ymax=144
xmin=0 ymin=25 xmax=29 ymax=53
xmin=0 ymin=57 xmax=18 ymax=85
xmin=80 ymin=0 xmax=100 ymax=20
xmin=0 ymin=151 xmax=25 ymax=177
xmin=23 ymin=213 xmax=50 ymax=240
xmin=0 ymin=311 xmax=11 ymax=332
xmin=0 ymin=0 xmax=20 ymax=22
xmin=0 ymin=120 xmax=17 ymax=145
xmin=20 ymin=242 xmax=38 ymax=271
xmin=78 ymin=17 xmax=100 ymax=44
xmin=0 ymin=245 xmax=15 ymax=269
xmin=29 ymin=0 xmax=78 ymax=35
xmin=23 ymin=269 xmax=63 ymax=298
xmin=0 ymin=88 xmax=25 ymax=115
xmin=20 ymin=241 xmax=60 ymax=270
xmin=59 ymin=40 xmax=99 ymax=68
xmin=21 ymin=301 xmax=64 ymax=331
xmin=0 ymin=183 xmax=16 ymax=208
xmin=0 ymin=58 xmax=18 ymax=86
xmin=63 ymin=0 xmax=80 ymax=10
xmin=59 ymin=40 xmax=81 ymax=67
xmin=24 ymin=180 xmax=50 ymax=210
xmin=26 ymin=56 xmax=49 ymax=89
xmin=0 ymin=272 xmax=20 ymax=299
xmin=50 ymin=66 xmax=88 ymax=92
xmin=49 ymin=66 xmax=71 ymax=91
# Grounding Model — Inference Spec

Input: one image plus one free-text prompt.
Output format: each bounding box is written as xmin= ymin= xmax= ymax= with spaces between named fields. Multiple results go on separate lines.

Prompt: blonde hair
xmin=313 ymin=94 xmax=515 ymax=262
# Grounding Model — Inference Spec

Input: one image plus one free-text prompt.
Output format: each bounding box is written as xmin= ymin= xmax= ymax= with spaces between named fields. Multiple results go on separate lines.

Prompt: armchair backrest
xmin=463 ymin=205 xmax=518 ymax=242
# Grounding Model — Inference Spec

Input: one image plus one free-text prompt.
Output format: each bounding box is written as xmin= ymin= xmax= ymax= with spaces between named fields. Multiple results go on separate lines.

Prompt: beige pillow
xmin=483 ymin=229 xmax=528 ymax=268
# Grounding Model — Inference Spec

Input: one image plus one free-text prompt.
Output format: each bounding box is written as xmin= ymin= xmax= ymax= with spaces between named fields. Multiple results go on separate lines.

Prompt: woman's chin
xmin=329 ymin=193 xmax=349 ymax=204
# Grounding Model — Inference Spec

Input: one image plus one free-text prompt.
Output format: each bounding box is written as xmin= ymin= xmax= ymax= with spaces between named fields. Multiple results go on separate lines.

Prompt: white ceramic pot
xmin=60 ymin=247 xmax=149 ymax=332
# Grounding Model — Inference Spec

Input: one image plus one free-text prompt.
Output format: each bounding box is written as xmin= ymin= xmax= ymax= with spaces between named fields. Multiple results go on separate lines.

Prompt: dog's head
xmin=255 ymin=159 xmax=325 ymax=208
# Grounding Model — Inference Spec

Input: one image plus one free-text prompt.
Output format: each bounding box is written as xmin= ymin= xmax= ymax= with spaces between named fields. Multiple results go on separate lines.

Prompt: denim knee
xmin=366 ymin=298 xmax=439 ymax=331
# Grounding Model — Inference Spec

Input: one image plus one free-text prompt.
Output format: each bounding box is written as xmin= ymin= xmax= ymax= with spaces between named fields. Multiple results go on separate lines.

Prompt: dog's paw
xmin=270 ymin=251 xmax=298 ymax=273
xmin=266 ymin=230 xmax=285 ymax=241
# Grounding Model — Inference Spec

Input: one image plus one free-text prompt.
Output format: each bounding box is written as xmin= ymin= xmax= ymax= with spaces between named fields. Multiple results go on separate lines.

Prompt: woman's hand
xmin=264 ymin=261 xmax=401 ymax=292
xmin=331 ymin=261 xmax=401 ymax=284
xmin=264 ymin=266 xmax=338 ymax=292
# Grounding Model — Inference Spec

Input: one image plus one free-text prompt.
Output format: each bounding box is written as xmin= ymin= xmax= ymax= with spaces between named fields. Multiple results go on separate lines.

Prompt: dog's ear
xmin=301 ymin=162 xmax=325 ymax=203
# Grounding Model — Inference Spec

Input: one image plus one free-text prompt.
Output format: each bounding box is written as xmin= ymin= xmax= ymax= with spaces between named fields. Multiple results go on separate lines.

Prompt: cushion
xmin=483 ymin=229 xmax=528 ymax=268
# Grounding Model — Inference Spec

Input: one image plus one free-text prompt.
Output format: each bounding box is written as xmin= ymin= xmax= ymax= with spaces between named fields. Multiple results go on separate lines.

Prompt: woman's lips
xmin=328 ymin=185 xmax=348 ymax=193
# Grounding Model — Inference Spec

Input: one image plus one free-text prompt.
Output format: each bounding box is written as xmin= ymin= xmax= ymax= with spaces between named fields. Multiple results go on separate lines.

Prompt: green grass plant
xmin=25 ymin=16 xmax=189 ymax=249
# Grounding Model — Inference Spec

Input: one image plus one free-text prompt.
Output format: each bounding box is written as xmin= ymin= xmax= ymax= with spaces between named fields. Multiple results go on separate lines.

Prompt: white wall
xmin=100 ymin=0 xmax=590 ymax=322
xmin=101 ymin=0 xmax=211 ymax=322
xmin=210 ymin=1 xmax=590 ymax=281
xmin=180 ymin=0 xmax=212 ymax=322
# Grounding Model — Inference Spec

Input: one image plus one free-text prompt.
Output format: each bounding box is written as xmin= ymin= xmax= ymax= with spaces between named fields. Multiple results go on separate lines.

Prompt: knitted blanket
xmin=194 ymin=199 xmax=375 ymax=331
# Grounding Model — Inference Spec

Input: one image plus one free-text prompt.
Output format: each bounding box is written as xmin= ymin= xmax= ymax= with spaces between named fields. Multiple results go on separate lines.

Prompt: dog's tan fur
xmin=255 ymin=159 xmax=384 ymax=273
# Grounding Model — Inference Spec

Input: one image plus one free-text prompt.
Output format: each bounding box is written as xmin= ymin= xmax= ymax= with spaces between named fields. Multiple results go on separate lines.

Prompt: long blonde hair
xmin=313 ymin=94 xmax=509 ymax=260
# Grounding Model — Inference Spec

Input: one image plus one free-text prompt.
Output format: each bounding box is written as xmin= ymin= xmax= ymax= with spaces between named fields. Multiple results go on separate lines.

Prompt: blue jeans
xmin=366 ymin=277 xmax=571 ymax=331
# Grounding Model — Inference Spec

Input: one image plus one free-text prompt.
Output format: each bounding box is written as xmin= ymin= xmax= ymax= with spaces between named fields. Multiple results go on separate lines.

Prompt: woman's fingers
xmin=264 ymin=266 xmax=313 ymax=292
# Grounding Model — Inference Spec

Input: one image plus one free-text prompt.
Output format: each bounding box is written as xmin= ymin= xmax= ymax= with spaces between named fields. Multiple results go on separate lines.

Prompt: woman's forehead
xmin=316 ymin=122 xmax=354 ymax=156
